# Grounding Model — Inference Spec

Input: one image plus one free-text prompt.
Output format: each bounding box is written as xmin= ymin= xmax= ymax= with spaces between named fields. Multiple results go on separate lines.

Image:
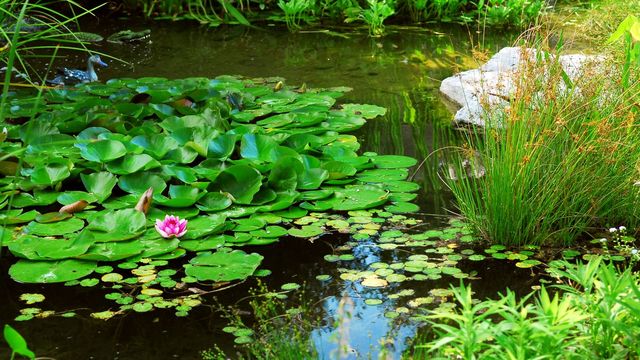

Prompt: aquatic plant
xmin=278 ymin=0 xmax=316 ymax=31
xmin=115 ymin=0 xmax=548 ymax=33
xmin=0 ymin=74 xmax=423 ymax=320
xmin=411 ymin=258 xmax=640 ymax=359
xmin=447 ymin=38 xmax=640 ymax=246
xmin=206 ymin=281 xmax=319 ymax=359
xmin=3 ymin=324 xmax=35 ymax=360
xmin=345 ymin=0 xmax=395 ymax=36
xmin=155 ymin=215 xmax=188 ymax=238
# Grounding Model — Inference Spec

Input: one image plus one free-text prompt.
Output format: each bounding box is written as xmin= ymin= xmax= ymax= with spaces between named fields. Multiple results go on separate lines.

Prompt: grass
xmin=543 ymin=0 xmax=640 ymax=48
xmin=446 ymin=26 xmax=640 ymax=246
xmin=410 ymin=257 xmax=640 ymax=359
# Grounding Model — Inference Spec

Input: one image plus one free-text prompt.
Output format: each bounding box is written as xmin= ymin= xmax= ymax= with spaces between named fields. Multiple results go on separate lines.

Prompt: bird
xmin=47 ymin=54 xmax=108 ymax=86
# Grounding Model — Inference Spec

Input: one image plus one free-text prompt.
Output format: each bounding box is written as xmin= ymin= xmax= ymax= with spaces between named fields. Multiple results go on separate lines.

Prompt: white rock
xmin=440 ymin=47 xmax=602 ymax=127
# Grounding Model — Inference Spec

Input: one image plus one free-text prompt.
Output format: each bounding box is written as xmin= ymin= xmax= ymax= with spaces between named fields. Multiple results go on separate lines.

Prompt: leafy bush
xmin=411 ymin=257 xmax=640 ymax=359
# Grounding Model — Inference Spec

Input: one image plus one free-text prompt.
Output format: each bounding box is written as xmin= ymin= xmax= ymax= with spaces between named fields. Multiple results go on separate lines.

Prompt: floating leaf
xmin=280 ymin=282 xmax=300 ymax=291
xmin=80 ymin=140 xmax=127 ymax=162
xmin=9 ymin=259 xmax=96 ymax=283
xmin=81 ymin=172 xmax=118 ymax=203
xmin=19 ymin=293 xmax=45 ymax=304
xmin=370 ymin=155 xmax=417 ymax=169
xmin=214 ymin=165 xmax=263 ymax=204
xmin=25 ymin=217 xmax=85 ymax=236
xmin=184 ymin=248 xmax=263 ymax=282
xmin=288 ymin=225 xmax=323 ymax=238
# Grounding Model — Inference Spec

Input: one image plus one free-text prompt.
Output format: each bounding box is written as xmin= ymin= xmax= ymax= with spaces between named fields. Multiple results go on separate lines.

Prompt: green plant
xmin=447 ymin=42 xmax=640 ymax=246
xmin=606 ymin=14 xmax=640 ymax=89
xmin=3 ymin=324 xmax=35 ymax=360
xmin=205 ymin=282 xmax=318 ymax=359
xmin=345 ymin=0 xmax=394 ymax=36
xmin=476 ymin=0 xmax=546 ymax=26
xmin=412 ymin=258 xmax=640 ymax=359
xmin=277 ymin=0 xmax=316 ymax=31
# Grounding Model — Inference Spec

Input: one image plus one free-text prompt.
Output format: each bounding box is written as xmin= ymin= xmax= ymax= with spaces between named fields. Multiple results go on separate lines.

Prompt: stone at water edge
xmin=439 ymin=47 xmax=604 ymax=128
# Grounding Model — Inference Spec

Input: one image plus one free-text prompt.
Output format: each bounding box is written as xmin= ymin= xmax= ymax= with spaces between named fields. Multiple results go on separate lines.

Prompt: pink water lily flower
xmin=155 ymin=215 xmax=188 ymax=238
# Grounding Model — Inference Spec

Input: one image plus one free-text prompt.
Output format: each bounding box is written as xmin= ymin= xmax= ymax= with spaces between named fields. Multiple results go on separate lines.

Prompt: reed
xmin=447 ymin=28 xmax=640 ymax=246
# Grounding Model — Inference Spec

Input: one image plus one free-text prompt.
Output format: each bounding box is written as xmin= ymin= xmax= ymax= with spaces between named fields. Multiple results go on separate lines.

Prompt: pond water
xmin=0 ymin=20 xmax=525 ymax=359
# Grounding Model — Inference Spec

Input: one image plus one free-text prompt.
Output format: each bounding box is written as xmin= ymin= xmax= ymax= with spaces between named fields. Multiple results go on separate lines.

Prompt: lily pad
xmin=9 ymin=259 xmax=96 ymax=283
xmin=184 ymin=248 xmax=263 ymax=282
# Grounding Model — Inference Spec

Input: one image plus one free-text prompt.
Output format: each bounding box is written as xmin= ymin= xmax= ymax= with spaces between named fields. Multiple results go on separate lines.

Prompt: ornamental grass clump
xmin=448 ymin=33 xmax=640 ymax=246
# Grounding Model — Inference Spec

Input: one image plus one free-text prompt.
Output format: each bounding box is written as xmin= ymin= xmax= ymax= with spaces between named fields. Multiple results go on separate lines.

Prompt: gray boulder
xmin=439 ymin=47 xmax=602 ymax=127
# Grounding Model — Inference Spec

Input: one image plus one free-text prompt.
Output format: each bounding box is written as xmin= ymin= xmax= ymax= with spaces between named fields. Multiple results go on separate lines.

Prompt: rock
xmin=439 ymin=47 xmax=603 ymax=128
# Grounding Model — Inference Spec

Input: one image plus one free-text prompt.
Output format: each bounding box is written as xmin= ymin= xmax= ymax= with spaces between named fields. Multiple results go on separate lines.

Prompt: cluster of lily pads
xmin=0 ymin=75 xmax=424 ymax=316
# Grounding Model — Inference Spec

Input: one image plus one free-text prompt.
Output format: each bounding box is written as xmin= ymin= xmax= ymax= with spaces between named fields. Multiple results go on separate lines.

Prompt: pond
xmin=0 ymin=20 xmax=524 ymax=359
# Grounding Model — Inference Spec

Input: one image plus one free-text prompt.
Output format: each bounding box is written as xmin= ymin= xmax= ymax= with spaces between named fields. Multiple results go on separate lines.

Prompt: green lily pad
xmin=196 ymin=192 xmax=233 ymax=212
xmin=214 ymin=165 xmax=263 ymax=205
xmin=184 ymin=248 xmax=263 ymax=282
xmin=180 ymin=235 xmax=229 ymax=251
xmin=80 ymin=139 xmax=127 ymax=162
xmin=280 ymin=282 xmax=300 ymax=291
xmin=9 ymin=259 xmax=96 ymax=283
xmin=340 ymin=103 xmax=386 ymax=119
xmin=30 ymin=162 xmax=71 ymax=186
xmin=288 ymin=225 xmax=323 ymax=238
xmin=87 ymin=209 xmax=146 ymax=242
xmin=370 ymin=155 xmax=417 ymax=169
xmin=106 ymin=154 xmax=161 ymax=175
xmin=25 ymin=217 xmax=85 ymax=236
xmin=80 ymin=172 xmax=118 ymax=203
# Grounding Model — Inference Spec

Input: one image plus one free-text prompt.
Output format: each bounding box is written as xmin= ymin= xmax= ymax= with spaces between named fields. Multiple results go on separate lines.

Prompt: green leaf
xmin=370 ymin=155 xmax=417 ymax=169
xmin=184 ymin=248 xmax=263 ymax=282
xmin=288 ymin=225 xmax=323 ymax=238
xmin=208 ymin=134 xmax=237 ymax=160
xmin=196 ymin=192 xmax=233 ymax=212
xmin=25 ymin=217 xmax=85 ymax=236
xmin=106 ymin=154 xmax=161 ymax=175
xmin=10 ymin=231 xmax=95 ymax=260
xmin=81 ymin=172 xmax=118 ymax=203
xmin=155 ymin=185 xmax=201 ymax=208
xmin=219 ymin=0 xmax=251 ymax=25
xmin=240 ymin=134 xmax=278 ymax=162
xmin=118 ymin=172 xmax=167 ymax=194
xmin=340 ymin=103 xmax=386 ymax=119
xmin=57 ymin=191 xmax=99 ymax=205
xmin=87 ymin=209 xmax=146 ymax=241
xmin=181 ymin=214 xmax=228 ymax=240
xmin=131 ymin=134 xmax=179 ymax=159
xmin=9 ymin=259 xmax=96 ymax=283
xmin=268 ymin=157 xmax=303 ymax=192
xmin=80 ymin=140 xmax=127 ymax=162
xmin=3 ymin=325 xmax=35 ymax=359
xmin=78 ymin=240 xmax=144 ymax=261
xmin=30 ymin=162 xmax=70 ymax=186
xmin=214 ymin=165 xmax=263 ymax=204
xmin=180 ymin=235 xmax=229 ymax=251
